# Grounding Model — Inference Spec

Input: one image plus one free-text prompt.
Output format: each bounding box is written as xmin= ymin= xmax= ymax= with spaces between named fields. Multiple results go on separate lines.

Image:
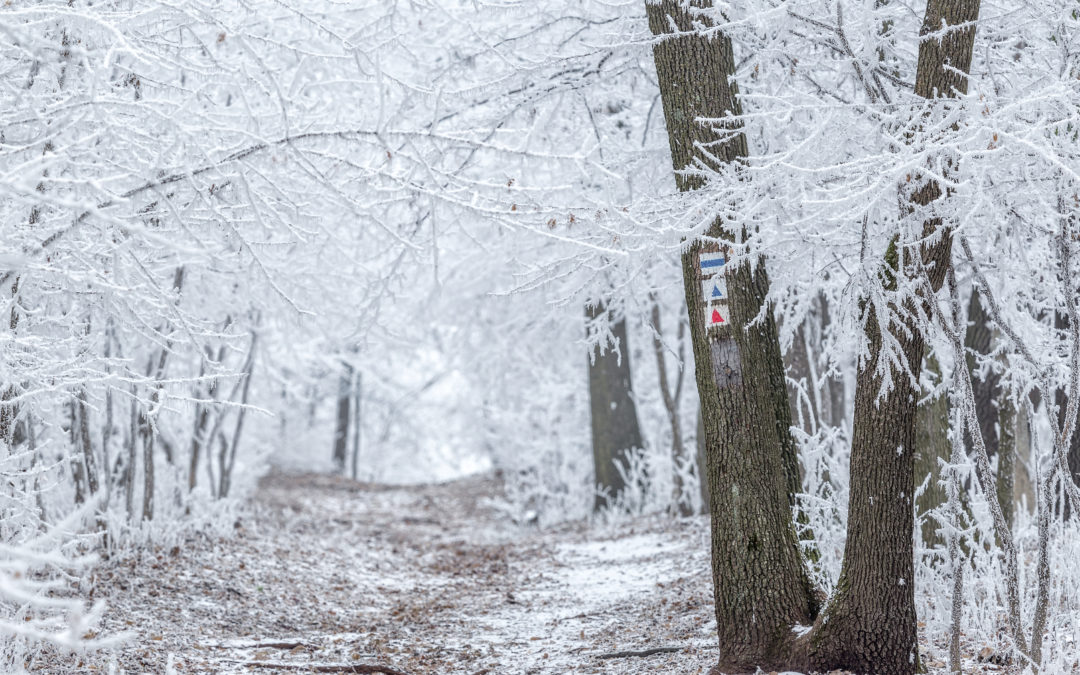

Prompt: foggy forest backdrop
xmin=3 ymin=0 xmax=1080 ymax=673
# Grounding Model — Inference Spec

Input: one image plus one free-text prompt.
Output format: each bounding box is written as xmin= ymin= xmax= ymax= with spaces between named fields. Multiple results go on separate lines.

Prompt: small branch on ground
xmin=220 ymin=660 xmax=412 ymax=674
xmin=596 ymin=646 xmax=682 ymax=659
xmin=207 ymin=641 xmax=314 ymax=650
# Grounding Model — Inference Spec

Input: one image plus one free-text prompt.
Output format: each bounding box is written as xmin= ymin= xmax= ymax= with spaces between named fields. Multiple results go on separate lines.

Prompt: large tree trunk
xmin=646 ymin=2 xmax=817 ymax=669
xmin=587 ymin=305 xmax=645 ymax=511
xmin=808 ymin=281 xmax=926 ymax=673
xmin=808 ymin=2 xmax=981 ymax=673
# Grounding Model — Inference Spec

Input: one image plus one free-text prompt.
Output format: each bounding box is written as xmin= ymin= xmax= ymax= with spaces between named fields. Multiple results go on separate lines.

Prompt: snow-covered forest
xmin=2 ymin=0 xmax=1080 ymax=673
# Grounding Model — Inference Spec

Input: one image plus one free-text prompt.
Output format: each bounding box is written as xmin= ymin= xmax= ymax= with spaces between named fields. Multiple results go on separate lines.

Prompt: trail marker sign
xmin=699 ymin=252 xmax=726 ymax=271
xmin=702 ymin=278 xmax=726 ymax=300
xmin=705 ymin=305 xmax=729 ymax=327
xmin=698 ymin=249 xmax=730 ymax=331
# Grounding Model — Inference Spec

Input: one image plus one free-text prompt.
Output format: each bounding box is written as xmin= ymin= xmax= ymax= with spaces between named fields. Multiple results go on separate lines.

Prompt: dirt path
xmin=39 ymin=472 xmax=716 ymax=674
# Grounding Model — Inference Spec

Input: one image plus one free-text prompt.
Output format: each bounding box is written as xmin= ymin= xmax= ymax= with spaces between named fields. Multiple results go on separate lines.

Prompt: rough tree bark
xmin=646 ymin=2 xmax=816 ymax=669
xmin=696 ymin=407 xmax=709 ymax=511
xmin=587 ymin=304 xmax=646 ymax=511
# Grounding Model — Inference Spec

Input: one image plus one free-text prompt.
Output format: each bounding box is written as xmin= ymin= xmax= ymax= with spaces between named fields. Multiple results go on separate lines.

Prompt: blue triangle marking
xmin=711 ymin=285 xmax=723 ymax=298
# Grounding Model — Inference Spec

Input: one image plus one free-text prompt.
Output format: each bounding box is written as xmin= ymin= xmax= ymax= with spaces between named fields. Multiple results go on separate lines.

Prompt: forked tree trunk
xmin=647 ymin=0 xmax=980 ymax=671
xmin=647 ymin=3 xmax=816 ymax=669
xmin=809 ymin=2 xmax=981 ymax=672
xmin=587 ymin=305 xmax=645 ymax=511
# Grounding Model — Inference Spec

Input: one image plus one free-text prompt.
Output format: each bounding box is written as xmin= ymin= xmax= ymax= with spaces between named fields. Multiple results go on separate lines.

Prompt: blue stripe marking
xmin=700 ymin=257 xmax=726 ymax=269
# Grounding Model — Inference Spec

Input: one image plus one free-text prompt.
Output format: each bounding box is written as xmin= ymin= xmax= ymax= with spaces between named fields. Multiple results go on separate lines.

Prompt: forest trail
xmin=44 ymin=472 xmax=717 ymax=674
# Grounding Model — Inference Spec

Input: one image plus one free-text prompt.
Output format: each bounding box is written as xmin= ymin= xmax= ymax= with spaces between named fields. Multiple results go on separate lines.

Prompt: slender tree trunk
xmin=350 ymin=372 xmax=362 ymax=481
xmin=587 ymin=305 xmax=645 ymax=511
xmin=964 ymin=291 xmax=1000 ymax=462
xmin=77 ymin=388 xmax=98 ymax=496
xmin=650 ymin=301 xmax=690 ymax=515
xmin=1054 ymin=309 xmax=1080 ymax=518
xmin=647 ymin=3 xmax=817 ymax=669
xmin=1014 ymin=399 xmax=1035 ymax=513
xmin=786 ymin=319 xmax=819 ymax=435
xmin=818 ymin=296 xmax=848 ymax=430
xmin=70 ymin=400 xmax=86 ymax=505
xmin=189 ymin=376 xmax=210 ymax=492
xmin=2 ymin=279 xmax=21 ymax=448
xmin=333 ymin=363 xmax=352 ymax=474
xmin=102 ymin=321 xmax=114 ymax=504
xmin=142 ymin=422 xmax=155 ymax=521
xmin=125 ymin=386 xmax=138 ymax=518
xmin=997 ymin=384 xmax=1016 ymax=530
xmin=220 ymin=331 xmax=256 ymax=498
xmin=190 ymin=337 xmax=229 ymax=492
xmin=915 ymin=355 xmax=949 ymax=549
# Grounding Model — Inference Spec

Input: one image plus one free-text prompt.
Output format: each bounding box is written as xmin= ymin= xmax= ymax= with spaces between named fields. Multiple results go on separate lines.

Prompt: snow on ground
xmin=34 ymin=472 xmax=717 ymax=674
xmin=33 ymin=472 xmax=1035 ymax=674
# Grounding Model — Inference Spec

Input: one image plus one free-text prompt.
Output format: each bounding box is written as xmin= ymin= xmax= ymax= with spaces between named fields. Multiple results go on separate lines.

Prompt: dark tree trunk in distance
xmin=333 ymin=364 xmax=353 ymax=474
xmin=964 ymin=291 xmax=1000 ymax=460
xmin=1054 ymin=311 xmax=1080 ymax=518
xmin=587 ymin=305 xmax=645 ymax=511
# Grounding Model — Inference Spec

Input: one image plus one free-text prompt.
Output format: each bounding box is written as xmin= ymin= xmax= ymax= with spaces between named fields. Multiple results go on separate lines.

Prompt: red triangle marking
xmin=712 ymin=309 xmax=723 ymax=324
